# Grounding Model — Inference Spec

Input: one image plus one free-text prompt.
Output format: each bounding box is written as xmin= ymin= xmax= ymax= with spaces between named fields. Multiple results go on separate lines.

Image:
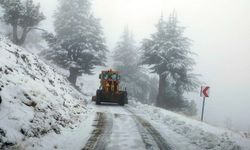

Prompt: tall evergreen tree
xmin=0 ymin=0 xmax=45 ymax=45
xmin=113 ymin=27 xmax=138 ymax=75
xmin=113 ymin=28 xmax=155 ymax=103
xmin=141 ymin=13 xmax=199 ymax=113
xmin=44 ymin=0 xmax=107 ymax=86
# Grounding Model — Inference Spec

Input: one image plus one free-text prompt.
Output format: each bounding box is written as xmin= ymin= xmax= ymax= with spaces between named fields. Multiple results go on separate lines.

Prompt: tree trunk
xmin=156 ymin=73 xmax=167 ymax=107
xmin=19 ymin=28 xmax=29 ymax=45
xmin=13 ymin=24 xmax=18 ymax=45
xmin=68 ymin=67 xmax=79 ymax=86
xmin=12 ymin=24 xmax=29 ymax=45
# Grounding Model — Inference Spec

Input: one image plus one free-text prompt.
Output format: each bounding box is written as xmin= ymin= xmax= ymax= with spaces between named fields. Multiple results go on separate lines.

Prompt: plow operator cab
xmin=92 ymin=69 xmax=128 ymax=106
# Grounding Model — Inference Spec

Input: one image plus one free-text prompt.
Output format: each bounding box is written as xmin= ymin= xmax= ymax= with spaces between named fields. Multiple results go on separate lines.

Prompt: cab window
xmin=111 ymin=74 xmax=117 ymax=80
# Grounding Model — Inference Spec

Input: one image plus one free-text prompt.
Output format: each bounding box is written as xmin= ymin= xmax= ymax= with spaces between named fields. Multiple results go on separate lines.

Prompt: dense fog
xmin=3 ymin=0 xmax=250 ymax=131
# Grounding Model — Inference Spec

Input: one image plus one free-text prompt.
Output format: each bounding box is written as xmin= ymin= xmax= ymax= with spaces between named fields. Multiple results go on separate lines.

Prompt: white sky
xmin=36 ymin=0 xmax=250 ymax=131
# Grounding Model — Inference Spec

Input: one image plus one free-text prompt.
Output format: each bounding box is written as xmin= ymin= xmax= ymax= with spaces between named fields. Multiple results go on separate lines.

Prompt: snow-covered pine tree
xmin=44 ymin=0 xmax=107 ymax=86
xmin=141 ymin=13 xmax=199 ymax=113
xmin=0 ymin=0 xmax=45 ymax=45
xmin=113 ymin=27 xmax=138 ymax=74
xmin=113 ymin=27 xmax=154 ymax=103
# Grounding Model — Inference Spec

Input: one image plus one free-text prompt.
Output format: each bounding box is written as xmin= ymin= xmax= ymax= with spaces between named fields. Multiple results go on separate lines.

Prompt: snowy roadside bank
xmin=21 ymin=109 xmax=96 ymax=150
xmin=0 ymin=36 xmax=92 ymax=149
xmin=128 ymin=101 xmax=250 ymax=150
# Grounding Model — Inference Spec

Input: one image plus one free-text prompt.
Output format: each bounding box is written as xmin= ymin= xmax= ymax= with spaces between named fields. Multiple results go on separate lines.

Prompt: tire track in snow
xmin=126 ymin=108 xmax=172 ymax=150
xmin=84 ymin=104 xmax=171 ymax=150
xmin=82 ymin=112 xmax=113 ymax=150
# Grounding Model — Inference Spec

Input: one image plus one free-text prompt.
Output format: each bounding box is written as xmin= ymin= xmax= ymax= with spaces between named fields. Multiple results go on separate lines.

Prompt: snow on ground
xmin=22 ymin=111 xmax=96 ymax=150
xmin=89 ymin=103 xmax=146 ymax=150
xmin=0 ymin=36 xmax=91 ymax=149
xmin=128 ymin=100 xmax=250 ymax=150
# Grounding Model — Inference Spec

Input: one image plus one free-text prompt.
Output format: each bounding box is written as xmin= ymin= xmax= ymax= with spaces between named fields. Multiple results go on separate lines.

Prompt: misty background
xmin=11 ymin=0 xmax=250 ymax=131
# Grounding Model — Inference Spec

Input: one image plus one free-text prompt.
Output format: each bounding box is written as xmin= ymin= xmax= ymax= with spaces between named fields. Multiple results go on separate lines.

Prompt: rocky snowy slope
xmin=0 ymin=36 xmax=88 ymax=149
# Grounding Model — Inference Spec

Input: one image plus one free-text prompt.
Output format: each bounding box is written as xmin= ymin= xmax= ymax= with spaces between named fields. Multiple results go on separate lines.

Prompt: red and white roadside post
xmin=200 ymin=86 xmax=210 ymax=121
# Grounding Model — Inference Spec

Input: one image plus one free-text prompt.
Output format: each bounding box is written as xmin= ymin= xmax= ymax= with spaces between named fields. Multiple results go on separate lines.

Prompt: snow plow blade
xmin=95 ymin=89 xmax=128 ymax=106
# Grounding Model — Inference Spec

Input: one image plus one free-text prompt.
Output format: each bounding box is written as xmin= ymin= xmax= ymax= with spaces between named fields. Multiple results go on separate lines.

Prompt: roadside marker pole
xmin=200 ymin=86 xmax=210 ymax=122
xmin=201 ymin=97 xmax=205 ymax=121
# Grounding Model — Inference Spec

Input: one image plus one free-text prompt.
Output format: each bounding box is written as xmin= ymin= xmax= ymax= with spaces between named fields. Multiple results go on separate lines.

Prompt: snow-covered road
xmin=17 ymin=100 xmax=250 ymax=150
xmin=82 ymin=101 xmax=250 ymax=150
xmin=84 ymin=103 xmax=172 ymax=150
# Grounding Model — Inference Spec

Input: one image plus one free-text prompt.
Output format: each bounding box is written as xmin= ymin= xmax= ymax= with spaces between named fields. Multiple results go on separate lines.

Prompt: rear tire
xmin=124 ymin=91 xmax=128 ymax=104
xmin=119 ymin=100 xmax=124 ymax=106
xmin=119 ymin=92 xmax=125 ymax=106
xmin=96 ymin=90 xmax=102 ymax=105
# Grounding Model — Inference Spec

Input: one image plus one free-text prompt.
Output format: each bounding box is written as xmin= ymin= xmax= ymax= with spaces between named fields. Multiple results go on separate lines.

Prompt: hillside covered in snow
xmin=0 ymin=36 xmax=89 ymax=149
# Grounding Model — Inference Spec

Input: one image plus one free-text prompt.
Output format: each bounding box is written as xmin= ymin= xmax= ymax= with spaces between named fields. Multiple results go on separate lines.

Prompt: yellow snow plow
xmin=92 ymin=69 xmax=128 ymax=106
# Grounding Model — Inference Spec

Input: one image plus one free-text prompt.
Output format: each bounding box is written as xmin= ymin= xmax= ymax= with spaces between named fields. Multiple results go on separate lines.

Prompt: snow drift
xmin=0 ymin=36 xmax=87 ymax=149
